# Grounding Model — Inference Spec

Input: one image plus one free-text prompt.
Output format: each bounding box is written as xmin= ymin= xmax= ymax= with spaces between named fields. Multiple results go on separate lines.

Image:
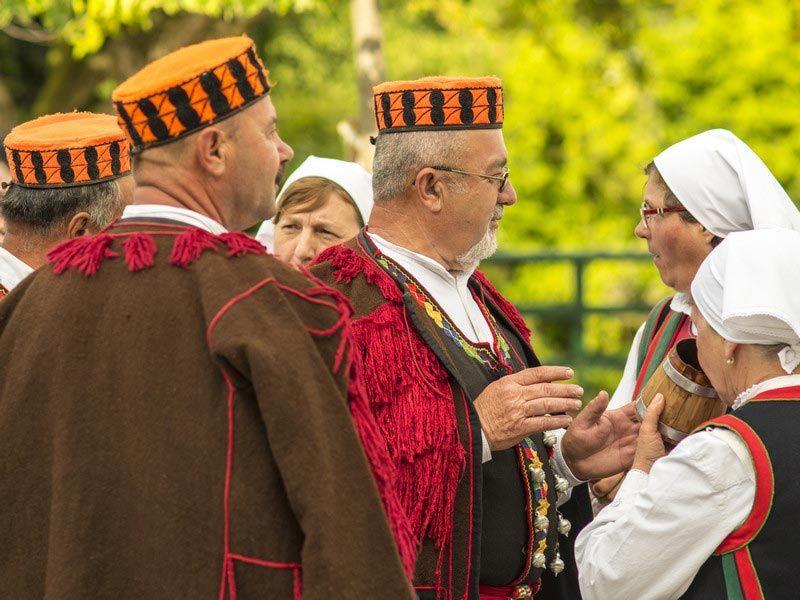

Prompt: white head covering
xmin=255 ymin=156 xmax=373 ymax=251
xmin=691 ymin=228 xmax=800 ymax=374
xmin=653 ymin=129 xmax=800 ymax=238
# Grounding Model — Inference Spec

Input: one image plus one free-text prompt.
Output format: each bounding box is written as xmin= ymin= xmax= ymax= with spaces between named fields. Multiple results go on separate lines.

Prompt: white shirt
xmin=0 ymin=246 xmax=33 ymax=293
xmin=121 ymin=204 xmax=227 ymax=234
xmin=369 ymin=233 xmax=579 ymax=490
xmin=575 ymin=375 xmax=800 ymax=600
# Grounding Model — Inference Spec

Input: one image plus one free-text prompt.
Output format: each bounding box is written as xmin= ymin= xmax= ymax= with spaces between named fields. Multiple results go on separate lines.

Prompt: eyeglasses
xmin=639 ymin=203 xmax=688 ymax=229
xmin=430 ymin=165 xmax=510 ymax=193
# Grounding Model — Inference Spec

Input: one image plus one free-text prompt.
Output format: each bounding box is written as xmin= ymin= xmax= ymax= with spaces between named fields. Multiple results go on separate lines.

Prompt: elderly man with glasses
xmin=589 ymin=129 xmax=800 ymax=507
xmin=312 ymin=76 xmax=640 ymax=600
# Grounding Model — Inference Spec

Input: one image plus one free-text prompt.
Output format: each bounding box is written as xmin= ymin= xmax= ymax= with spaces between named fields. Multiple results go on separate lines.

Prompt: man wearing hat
xmin=0 ymin=37 xmax=414 ymax=599
xmin=312 ymin=76 xmax=639 ymax=599
xmin=590 ymin=129 xmax=800 ymax=506
xmin=0 ymin=112 xmax=133 ymax=298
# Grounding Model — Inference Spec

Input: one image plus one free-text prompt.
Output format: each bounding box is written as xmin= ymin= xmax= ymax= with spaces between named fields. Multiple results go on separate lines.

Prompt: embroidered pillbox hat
xmin=372 ymin=76 xmax=503 ymax=135
xmin=3 ymin=112 xmax=131 ymax=188
xmin=112 ymin=35 xmax=270 ymax=152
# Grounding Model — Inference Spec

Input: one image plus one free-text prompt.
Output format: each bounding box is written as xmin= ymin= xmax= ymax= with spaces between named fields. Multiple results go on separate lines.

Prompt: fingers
xmin=591 ymin=472 xmax=625 ymax=497
xmin=580 ymin=390 xmax=610 ymax=422
xmin=642 ymin=393 xmax=665 ymax=434
xmin=522 ymin=414 xmax=572 ymax=434
xmin=524 ymin=396 xmax=582 ymax=417
xmin=510 ymin=365 xmax=574 ymax=386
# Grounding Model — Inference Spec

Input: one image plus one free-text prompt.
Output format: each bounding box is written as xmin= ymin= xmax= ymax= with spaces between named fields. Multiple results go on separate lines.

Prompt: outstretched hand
xmin=561 ymin=391 xmax=640 ymax=481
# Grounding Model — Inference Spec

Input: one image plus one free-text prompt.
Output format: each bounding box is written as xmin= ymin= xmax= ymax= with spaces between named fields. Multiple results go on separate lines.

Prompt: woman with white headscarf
xmin=255 ymin=156 xmax=373 ymax=268
xmin=590 ymin=129 xmax=800 ymax=505
xmin=576 ymin=228 xmax=800 ymax=599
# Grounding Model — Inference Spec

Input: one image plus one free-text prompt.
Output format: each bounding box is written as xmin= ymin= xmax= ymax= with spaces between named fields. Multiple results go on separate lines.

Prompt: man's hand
xmin=474 ymin=366 xmax=583 ymax=451
xmin=561 ymin=391 xmax=640 ymax=481
xmin=590 ymin=472 xmax=625 ymax=504
xmin=632 ymin=393 xmax=667 ymax=474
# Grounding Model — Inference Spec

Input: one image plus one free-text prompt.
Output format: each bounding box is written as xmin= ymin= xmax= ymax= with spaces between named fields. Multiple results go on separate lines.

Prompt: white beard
xmin=455 ymin=226 xmax=498 ymax=271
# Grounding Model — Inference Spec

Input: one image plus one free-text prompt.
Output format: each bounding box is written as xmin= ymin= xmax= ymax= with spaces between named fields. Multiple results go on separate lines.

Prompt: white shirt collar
xmin=368 ymin=232 xmax=475 ymax=285
xmin=733 ymin=374 xmax=800 ymax=410
xmin=121 ymin=204 xmax=227 ymax=235
xmin=0 ymin=246 xmax=33 ymax=291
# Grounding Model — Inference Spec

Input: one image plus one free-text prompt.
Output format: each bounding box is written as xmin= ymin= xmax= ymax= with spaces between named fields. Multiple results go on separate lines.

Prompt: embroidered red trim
xmin=752 ymin=386 xmax=800 ymax=400
xmin=706 ymin=415 xmax=774 ymax=554
xmin=733 ymin=546 xmax=765 ymax=600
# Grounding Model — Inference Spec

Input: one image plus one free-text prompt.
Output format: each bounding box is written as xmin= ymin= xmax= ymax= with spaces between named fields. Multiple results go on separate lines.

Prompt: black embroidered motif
xmin=57 ymin=149 xmax=74 ymax=183
xmin=115 ymin=102 xmax=144 ymax=147
xmin=167 ymin=86 xmax=202 ymax=131
xmin=459 ymin=89 xmax=474 ymax=125
xmin=199 ymin=71 xmax=231 ymax=118
xmin=138 ymin=98 xmax=170 ymax=141
xmin=228 ymin=58 xmax=256 ymax=102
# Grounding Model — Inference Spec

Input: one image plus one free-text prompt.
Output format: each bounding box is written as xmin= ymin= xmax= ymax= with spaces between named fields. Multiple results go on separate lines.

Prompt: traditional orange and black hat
xmin=373 ymin=76 xmax=503 ymax=135
xmin=3 ymin=112 xmax=131 ymax=188
xmin=112 ymin=36 xmax=271 ymax=153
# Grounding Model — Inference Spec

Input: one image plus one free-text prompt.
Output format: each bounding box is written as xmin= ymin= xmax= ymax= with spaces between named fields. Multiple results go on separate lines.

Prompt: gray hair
xmin=0 ymin=179 xmax=124 ymax=235
xmin=372 ymin=130 xmax=469 ymax=202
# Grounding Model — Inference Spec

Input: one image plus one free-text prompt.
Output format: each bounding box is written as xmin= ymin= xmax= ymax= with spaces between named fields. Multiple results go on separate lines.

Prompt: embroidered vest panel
xmin=682 ymin=397 xmax=800 ymax=599
xmin=633 ymin=298 xmax=688 ymax=400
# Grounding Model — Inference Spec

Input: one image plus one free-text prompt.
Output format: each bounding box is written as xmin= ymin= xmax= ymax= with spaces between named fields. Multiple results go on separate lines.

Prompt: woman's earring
xmin=726 ymin=357 xmax=735 ymax=365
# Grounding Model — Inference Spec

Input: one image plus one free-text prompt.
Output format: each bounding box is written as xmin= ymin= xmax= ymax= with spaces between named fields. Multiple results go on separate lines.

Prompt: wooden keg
xmin=635 ymin=338 xmax=726 ymax=444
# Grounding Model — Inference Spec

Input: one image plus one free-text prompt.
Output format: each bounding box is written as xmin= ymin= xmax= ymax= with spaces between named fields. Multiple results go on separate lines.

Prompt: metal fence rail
xmin=486 ymin=251 xmax=655 ymax=368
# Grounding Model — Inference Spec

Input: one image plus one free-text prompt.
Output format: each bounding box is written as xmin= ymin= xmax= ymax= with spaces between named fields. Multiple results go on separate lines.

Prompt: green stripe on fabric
xmin=722 ymin=553 xmax=745 ymax=600
xmin=636 ymin=297 xmax=673 ymax=373
xmin=639 ymin=309 xmax=684 ymax=388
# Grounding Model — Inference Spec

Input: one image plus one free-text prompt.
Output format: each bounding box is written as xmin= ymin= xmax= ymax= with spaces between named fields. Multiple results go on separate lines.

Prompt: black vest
xmin=682 ymin=393 xmax=800 ymax=599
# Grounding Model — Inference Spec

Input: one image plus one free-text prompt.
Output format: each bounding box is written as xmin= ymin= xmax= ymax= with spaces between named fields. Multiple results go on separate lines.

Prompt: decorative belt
xmin=478 ymin=580 xmax=541 ymax=599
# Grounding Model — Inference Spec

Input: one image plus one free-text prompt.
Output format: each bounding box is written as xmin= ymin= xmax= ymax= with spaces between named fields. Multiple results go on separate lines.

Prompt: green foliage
xmin=3 ymin=0 xmax=800 ymax=396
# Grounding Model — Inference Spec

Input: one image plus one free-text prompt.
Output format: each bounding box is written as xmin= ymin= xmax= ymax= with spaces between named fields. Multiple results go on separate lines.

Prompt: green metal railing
xmin=486 ymin=251 xmax=656 ymax=368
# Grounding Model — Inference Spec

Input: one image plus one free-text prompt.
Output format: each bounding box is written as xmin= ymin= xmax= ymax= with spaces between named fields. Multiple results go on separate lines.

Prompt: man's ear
xmin=413 ymin=168 xmax=445 ymax=214
xmin=194 ymin=126 xmax=228 ymax=177
xmin=67 ymin=212 xmax=91 ymax=238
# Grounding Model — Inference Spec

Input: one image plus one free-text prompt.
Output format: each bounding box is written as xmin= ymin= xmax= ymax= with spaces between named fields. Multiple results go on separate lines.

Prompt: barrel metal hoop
xmin=663 ymin=358 xmax=718 ymax=398
xmin=634 ymin=395 xmax=691 ymax=444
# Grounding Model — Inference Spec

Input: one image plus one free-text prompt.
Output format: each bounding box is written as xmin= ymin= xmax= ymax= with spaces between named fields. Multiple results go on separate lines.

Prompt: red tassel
xmin=122 ymin=232 xmax=158 ymax=272
xmin=168 ymin=227 xmax=220 ymax=268
xmin=473 ymin=269 xmax=532 ymax=341
xmin=47 ymin=234 xmax=119 ymax=276
xmin=315 ymin=243 xmax=404 ymax=303
xmin=350 ymin=302 xmax=465 ymax=552
xmin=218 ymin=232 xmax=267 ymax=257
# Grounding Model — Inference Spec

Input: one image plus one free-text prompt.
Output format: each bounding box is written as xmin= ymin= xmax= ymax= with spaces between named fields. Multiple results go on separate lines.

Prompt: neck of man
xmin=131 ymin=161 xmax=228 ymax=228
xmin=369 ymin=204 xmax=467 ymax=275
xmin=2 ymin=227 xmax=52 ymax=269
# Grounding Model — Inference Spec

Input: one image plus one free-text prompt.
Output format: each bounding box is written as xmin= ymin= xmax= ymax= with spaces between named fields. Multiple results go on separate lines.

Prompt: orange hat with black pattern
xmin=3 ymin=112 xmax=131 ymax=188
xmin=112 ymin=35 xmax=270 ymax=153
xmin=373 ymin=76 xmax=503 ymax=135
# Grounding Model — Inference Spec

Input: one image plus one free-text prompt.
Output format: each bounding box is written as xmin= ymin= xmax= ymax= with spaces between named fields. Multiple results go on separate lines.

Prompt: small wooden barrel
xmin=635 ymin=338 xmax=726 ymax=444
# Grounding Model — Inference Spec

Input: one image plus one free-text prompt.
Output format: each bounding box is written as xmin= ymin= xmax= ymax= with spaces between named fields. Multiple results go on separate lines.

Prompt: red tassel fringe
xmin=47 ymin=234 xmax=119 ymax=276
xmin=122 ymin=232 xmax=158 ymax=272
xmin=168 ymin=227 xmax=220 ymax=268
xmin=315 ymin=243 xmax=403 ymax=303
xmin=472 ymin=269 xmax=532 ymax=341
xmin=321 ymin=243 xmax=466 ymax=554
xmin=218 ymin=232 xmax=268 ymax=258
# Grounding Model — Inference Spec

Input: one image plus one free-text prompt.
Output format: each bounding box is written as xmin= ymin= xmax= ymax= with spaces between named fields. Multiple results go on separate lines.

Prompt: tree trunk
xmin=339 ymin=0 xmax=386 ymax=170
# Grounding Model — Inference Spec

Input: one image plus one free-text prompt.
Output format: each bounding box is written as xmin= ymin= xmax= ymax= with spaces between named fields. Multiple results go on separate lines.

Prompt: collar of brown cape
xmin=47 ymin=224 xmax=266 ymax=277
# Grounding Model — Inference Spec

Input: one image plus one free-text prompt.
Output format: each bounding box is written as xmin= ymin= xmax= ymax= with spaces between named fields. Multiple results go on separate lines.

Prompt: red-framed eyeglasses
xmin=639 ymin=203 xmax=688 ymax=229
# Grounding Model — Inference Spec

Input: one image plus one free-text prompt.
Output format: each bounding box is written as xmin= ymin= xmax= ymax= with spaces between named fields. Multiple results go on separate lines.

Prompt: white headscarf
xmin=691 ymin=228 xmax=800 ymax=374
xmin=653 ymin=129 xmax=800 ymax=238
xmin=255 ymin=156 xmax=373 ymax=251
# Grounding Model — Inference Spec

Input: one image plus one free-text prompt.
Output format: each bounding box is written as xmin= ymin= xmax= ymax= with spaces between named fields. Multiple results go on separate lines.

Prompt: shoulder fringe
xmin=47 ymin=228 xmax=266 ymax=276
xmin=472 ymin=269 xmax=532 ymax=341
xmin=322 ymin=242 xmax=466 ymax=553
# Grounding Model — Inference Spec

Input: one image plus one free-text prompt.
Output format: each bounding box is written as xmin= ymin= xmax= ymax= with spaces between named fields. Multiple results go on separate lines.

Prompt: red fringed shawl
xmin=318 ymin=243 xmax=469 ymax=552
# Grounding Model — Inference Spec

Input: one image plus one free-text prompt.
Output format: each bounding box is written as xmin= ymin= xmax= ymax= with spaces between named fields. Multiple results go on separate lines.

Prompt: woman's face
xmin=692 ymin=304 xmax=736 ymax=405
xmin=273 ymin=191 xmax=361 ymax=268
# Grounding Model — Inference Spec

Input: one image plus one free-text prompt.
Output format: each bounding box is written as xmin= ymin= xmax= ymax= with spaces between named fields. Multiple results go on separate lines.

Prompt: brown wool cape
xmin=0 ymin=221 xmax=414 ymax=599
